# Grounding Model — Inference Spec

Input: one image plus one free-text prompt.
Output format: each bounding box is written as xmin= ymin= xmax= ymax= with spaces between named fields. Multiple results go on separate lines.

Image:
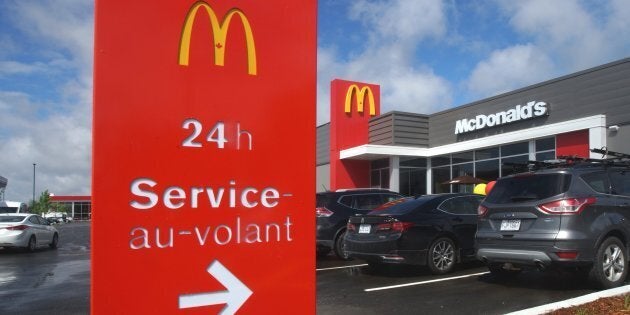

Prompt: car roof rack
xmin=503 ymin=147 xmax=630 ymax=172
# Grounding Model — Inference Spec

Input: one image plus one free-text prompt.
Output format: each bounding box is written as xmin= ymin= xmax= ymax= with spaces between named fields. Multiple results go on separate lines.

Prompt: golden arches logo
xmin=344 ymin=85 xmax=376 ymax=116
xmin=178 ymin=2 xmax=257 ymax=75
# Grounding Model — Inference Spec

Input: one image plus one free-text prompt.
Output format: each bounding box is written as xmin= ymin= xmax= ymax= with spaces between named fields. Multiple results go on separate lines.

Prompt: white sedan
xmin=0 ymin=213 xmax=59 ymax=251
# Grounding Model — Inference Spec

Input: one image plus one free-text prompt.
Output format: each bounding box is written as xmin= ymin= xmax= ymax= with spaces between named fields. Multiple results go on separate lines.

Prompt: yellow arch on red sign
xmin=344 ymin=85 xmax=376 ymax=116
xmin=178 ymin=2 xmax=257 ymax=75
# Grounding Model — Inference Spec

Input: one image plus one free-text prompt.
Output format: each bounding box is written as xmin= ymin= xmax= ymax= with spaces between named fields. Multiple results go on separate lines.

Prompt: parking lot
xmin=316 ymin=254 xmax=606 ymax=314
xmin=0 ymin=222 xmax=90 ymax=315
xmin=0 ymin=221 xmax=626 ymax=314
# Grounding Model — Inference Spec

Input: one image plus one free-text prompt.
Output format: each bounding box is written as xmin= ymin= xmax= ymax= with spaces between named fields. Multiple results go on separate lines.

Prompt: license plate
xmin=359 ymin=224 xmax=371 ymax=234
xmin=500 ymin=219 xmax=521 ymax=231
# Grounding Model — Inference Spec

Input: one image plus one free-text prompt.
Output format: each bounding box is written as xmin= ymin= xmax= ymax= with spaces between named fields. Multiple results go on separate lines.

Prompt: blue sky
xmin=1 ymin=0 xmax=629 ymax=202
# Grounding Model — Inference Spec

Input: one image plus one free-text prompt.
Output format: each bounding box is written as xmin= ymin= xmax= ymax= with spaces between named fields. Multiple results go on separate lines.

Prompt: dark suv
xmin=476 ymin=149 xmax=630 ymax=289
xmin=316 ymin=189 xmax=404 ymax=259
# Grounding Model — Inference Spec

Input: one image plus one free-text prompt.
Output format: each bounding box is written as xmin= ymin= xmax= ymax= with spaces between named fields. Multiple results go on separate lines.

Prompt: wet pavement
xmin=0 ymin=223 xmax=623 ymax=314
xmin=316 ymin=254 xmax=603 ymax=314
xmin=0 ymin=222 xmax=90 ymax=315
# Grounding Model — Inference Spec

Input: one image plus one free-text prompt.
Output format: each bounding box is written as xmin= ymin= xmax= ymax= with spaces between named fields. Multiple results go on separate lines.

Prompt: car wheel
xmin=27 ymin=235 xmax=37 ymax=252
xmin=334 ymin=230 xmax=352 ymax=261
xmin=49 ymin=233 xmax=59 ymax=249
xmin=589 ymin=236 xmax=628 ymax=289
xmin=428 ymin=237 xmax=456 ymax=274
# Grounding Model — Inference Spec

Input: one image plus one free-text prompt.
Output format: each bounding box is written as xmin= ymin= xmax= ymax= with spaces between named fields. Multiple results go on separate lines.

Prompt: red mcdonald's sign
xmin=93 ymin=1 xmax=316 ymax=313
xmin=330 ymin=79 xmax=381 ymax=190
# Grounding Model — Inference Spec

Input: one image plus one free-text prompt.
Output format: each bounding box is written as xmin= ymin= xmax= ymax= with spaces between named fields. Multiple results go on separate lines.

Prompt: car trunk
xmin=345 ymin=215 xmax=407 ymax=254
xmin=478 ymin=173 xmax=571 ymax=244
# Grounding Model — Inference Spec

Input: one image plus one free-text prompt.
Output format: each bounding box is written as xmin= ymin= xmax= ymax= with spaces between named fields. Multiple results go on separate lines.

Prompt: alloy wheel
xmin=431 ymin=240 xmax=455 ymax=271
xmin=602 ymin=243 xmax=625 ymax=282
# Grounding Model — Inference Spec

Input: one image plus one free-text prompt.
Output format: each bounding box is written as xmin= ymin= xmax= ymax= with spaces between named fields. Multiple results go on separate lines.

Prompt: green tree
xmin=30 ymin=190 xmax=55 ymax=214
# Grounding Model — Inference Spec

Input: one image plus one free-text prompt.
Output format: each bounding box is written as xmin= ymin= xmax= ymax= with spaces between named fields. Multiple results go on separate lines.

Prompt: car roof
xmin=317 ymin=188 xmax=399 ymax=195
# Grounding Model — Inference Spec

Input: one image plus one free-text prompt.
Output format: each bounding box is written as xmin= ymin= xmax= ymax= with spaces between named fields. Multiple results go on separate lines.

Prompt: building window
xmin=429 ymin=138 xmax=557 ymax=194
xmin=535 ymin=137 xmax=556 ymax=161
xmin=371 ymin=159 xmax=389 ymax=189
xmin=400 ymin=157 xmax=427 ymax=196
xmin=501 ymin=141 xmax=529 ymax=156
xmin=432 ymin=166 xmax=451 ymax=194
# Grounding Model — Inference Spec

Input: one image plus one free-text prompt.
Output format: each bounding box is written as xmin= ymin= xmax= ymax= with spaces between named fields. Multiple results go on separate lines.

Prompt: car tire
xmin=49 ymin=233 xmax=59 ymax=249
xmin=334 ymin=230 xmax=352 ymax=261
xmin=27 ymin=235 xmax=37 ymax=252
xmin=428 ymin=237 xmax=456 ymax=274
xmin=589 ymin=236 xmax=628 ymax=289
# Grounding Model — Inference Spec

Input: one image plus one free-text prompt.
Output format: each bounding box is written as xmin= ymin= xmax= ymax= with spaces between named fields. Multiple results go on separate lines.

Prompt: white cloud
xmin=0 ymin=61 xmax=47 ymax=76
xmin=0 ymin=0 xmax=93 ymax=202
xmin=466 ymin=44 xmax=554 ymax=98
xmin=317 ymin=0 xmax=452 ymax=124
xmin=349 ymin=0 xmax=446 ymax=42
xmin=466 ymin=0 xmax=630 ymax=100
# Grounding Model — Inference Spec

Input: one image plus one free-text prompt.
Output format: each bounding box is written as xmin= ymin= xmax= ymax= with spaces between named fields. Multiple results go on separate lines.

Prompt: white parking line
xmin=364 ymin=271 xmax=489 ymax=292
xmin=316 ymin=264 xmax=369 ymax=271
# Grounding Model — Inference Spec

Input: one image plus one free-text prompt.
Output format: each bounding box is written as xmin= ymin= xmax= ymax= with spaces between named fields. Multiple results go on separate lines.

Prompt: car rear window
xmin=369 ymin=195 xmax=436 ymax=215
xmin=316 ymin=194 xmax=332 ymax=207
xmin=0 ymin=216 xmax=25 ymax=223
xmin=485 ymin=173 xmax=572 ymax=204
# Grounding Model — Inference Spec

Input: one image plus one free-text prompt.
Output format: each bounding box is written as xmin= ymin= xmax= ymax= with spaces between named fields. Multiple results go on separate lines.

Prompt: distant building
xmin=0 ymin=175 xmax=7 ymax=201
xmin=50 ymin=195 xmax=91 ymax=220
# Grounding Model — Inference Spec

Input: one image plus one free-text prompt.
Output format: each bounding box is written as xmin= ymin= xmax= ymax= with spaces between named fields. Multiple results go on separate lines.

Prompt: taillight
xmin=376 ymin=222 xmax=413 ymax=232
xmin=316 ymin=207 xmax=333 ymax=217
xmin=555 ymin=251 xmax=579 ymax=260
xmin=537 ymin=197 xmax=596 ymax=215
xmin=478 ymin=205 xmax=488 ymax=217
xmin=5 ymin=225 xmax=28 ymax=231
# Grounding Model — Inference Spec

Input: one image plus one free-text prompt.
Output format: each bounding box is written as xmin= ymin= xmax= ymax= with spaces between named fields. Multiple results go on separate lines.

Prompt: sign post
xmin=92 ymin=1 xmax=316 ymax=313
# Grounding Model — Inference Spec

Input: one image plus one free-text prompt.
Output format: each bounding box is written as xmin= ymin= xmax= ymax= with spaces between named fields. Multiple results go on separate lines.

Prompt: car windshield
xmin=369 ymin=195 xmax=436 ymax=215
xmin=485 ymin=173 xmax=571 ymax=204
xmin=0 ymin=216 xmax=25 ymax=223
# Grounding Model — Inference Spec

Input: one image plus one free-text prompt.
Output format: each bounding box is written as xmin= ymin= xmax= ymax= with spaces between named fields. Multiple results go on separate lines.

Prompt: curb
xmin=506 ymin=284 xmax=630 ymax=314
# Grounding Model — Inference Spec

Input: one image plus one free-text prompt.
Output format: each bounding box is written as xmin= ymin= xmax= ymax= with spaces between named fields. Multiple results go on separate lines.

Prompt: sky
xmin=0 ymin=0 xmax=629 ymax=202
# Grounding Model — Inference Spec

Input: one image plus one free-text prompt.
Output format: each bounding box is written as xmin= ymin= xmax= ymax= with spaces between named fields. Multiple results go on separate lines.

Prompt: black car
xmin=316 ymin=189 xmax=403 ymax=259
xmin=476 ymin=149 xmax=630 ymax=289
xmin=344 ymin=193 xmax=484 ymax=274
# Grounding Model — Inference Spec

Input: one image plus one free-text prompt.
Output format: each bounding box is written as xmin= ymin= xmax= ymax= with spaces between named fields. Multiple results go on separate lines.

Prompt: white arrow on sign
xmin=178 ymin=260 xmax=253 ymax=314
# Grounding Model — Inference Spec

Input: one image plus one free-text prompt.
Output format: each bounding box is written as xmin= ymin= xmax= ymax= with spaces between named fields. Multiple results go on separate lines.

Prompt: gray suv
xmin=476 ymin=149 xmax=630 ymax=289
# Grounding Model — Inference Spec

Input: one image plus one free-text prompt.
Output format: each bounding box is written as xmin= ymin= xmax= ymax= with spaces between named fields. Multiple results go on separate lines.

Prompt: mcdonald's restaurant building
xmin=316 ymin=58 xmax=630 ymax=195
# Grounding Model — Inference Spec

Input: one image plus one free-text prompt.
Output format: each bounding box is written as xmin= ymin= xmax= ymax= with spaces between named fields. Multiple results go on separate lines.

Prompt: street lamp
xmin=32 ymin=163 xmax=36 ymax=204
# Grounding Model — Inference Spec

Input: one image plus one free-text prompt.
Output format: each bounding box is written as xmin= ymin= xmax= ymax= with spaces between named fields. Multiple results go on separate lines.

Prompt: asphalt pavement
xmin=0 ymin=222 xmax=90 ymax=315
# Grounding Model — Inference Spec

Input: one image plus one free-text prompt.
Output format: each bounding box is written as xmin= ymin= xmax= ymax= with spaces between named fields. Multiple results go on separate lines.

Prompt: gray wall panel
xmin=369 ymin=111 xmax=429 ymax=147
xmin=316 ymin=123 xmax=330 ymax=166
xmin=430 ymin=58 xmax=630 ymax=147
xmin=316 ymin=164 xmax=331 ymax=192
xmin=606 ymin=126 xmax=630 ymax=155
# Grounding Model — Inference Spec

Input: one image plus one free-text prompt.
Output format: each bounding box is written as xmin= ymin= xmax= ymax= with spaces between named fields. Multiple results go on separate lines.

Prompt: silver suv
xmin=476 ymin=149 xmax=630 ymax=289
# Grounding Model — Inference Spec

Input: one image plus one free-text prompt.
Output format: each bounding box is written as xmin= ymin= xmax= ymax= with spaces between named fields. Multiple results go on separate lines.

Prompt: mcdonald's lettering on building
xmin=93 ymin=1 xmax=316 ymax=313
xmin=178 ymin=2 xmax=257 ymax=75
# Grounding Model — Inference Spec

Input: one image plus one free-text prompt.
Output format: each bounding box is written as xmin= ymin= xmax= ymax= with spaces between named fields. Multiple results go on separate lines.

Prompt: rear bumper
xmin=347 ymin=250 xmax=427 ymax=265
xmin=476 ymin=246 xmax=593 ymax=268
xmin=477 ymin=248 xmax=552 ymax=265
